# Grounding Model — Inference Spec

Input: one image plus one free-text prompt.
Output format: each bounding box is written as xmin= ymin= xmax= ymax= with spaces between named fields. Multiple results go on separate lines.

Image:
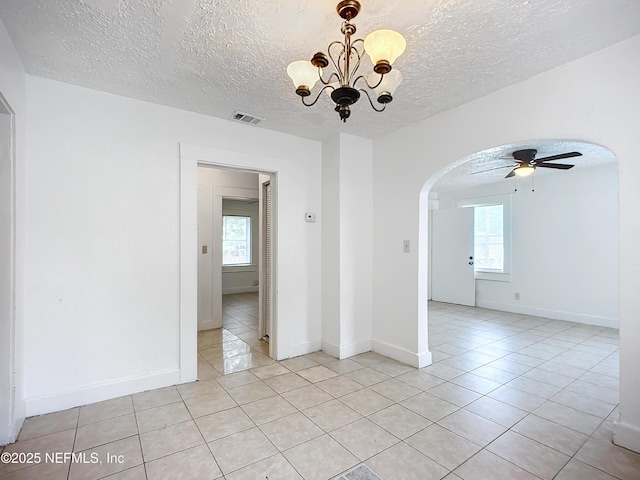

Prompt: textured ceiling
xmin=1 ymin=0 xmax=639 ymax=142
xmin=430 ymin=139 xmax=617 ymax=193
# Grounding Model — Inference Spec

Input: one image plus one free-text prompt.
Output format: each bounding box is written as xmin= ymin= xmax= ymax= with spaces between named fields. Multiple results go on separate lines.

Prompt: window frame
xmin=457 ymin=194 xmax=512 ymax=282
xmin=222 ymin=214 xmax=252 ymax=266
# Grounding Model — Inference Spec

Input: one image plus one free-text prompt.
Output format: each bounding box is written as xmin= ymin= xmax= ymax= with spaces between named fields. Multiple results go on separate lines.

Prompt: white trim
xmin=0 ymin=419 xmax=21 ymax=447
xmin=321 ymin=340 xmax=340 ymax=359
xmin=475 ymin=271 xmax=512 ymax=282
xmin=0 ymin=93 xmax=19 ymax=444
xmin=222 ymin=265 xmax=258 ymax=273
xmin=614 ymin=420 xmax=640 ymax=454
xmin=198 ymin=319 xmax=216 ymax=331
xmin=318 ymin=341 xmax=376 ymax=361
xmin=476 ymin=299 xmax=618 ymax=328
xmin=222 ymin=286 xmax=259 ymax=295
xmin=338 ymin=339 xmax=373 ymax=359
xmin=25 ymin=369 xmax=181 ymax=417
xmin=372 ymin=339 xmax=433 ymax=368
xmin=179 ymin=147 xmax=199 ymax=383
xmin=180 ymin=143 xmax=283 ymax=365
xmin=289 ymin=339 xmax=322 ymax=359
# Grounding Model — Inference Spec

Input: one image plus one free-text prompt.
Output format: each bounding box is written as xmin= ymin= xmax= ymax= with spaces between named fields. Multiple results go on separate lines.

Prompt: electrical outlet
xmin=514 ymin=292 xmax=520 ymax=300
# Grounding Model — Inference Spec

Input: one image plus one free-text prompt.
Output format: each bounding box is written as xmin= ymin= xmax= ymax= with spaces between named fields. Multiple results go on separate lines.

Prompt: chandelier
xmin=286 ymin=0 xmax=406 ymax=122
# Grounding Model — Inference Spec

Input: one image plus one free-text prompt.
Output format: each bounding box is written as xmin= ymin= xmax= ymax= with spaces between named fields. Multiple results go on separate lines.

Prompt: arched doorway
xmin=418 ymin=139 xmax=618 ymax=366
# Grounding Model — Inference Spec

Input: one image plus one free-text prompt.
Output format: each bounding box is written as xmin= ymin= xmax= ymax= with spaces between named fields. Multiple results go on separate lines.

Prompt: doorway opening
xmin=418 ymin=139 xmax=619 ymax=368
xmin=195 ymin=165 xmax=275 ymax=377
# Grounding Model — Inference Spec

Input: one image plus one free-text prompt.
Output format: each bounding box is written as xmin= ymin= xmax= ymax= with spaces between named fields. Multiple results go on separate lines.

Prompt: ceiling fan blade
xmin=471 ymin=165 xmax=514 ymax=175
xmin=537 ymin=163 xmax=574 ymax=170
xmin=537 ymin=151 xmax=582 ymax=162
xmin=505 ymin=169 xmax=516 ymax=178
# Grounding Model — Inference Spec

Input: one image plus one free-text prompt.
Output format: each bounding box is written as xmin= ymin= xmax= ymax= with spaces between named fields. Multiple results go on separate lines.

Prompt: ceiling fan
xmin=473 ymin=149 xmax=582 ymax=178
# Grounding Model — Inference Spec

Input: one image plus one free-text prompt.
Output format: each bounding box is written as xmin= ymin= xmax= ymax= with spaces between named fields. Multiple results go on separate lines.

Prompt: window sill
xmin=475 ymin=271 xmax=511 ymax=282
xmin=222 ymin=264 xmax=257 ymax=273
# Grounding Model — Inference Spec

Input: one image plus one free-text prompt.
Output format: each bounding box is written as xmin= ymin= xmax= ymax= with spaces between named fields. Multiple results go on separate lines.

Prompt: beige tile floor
xmin=2 ymin=295 xmax=640 ymax=479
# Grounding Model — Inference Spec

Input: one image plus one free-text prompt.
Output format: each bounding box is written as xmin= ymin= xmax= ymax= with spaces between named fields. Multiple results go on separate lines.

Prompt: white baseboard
xmin=25 ymin=369 xmax=181 ymax=417
xmin=0 ymin=418 xmax=24 ymax=446
xmin=321 ymin=339 xmax=372 ymax=360
xmin=614 ymin=419 xmax=640 ymax=454
xmin=288 ymin=339 xmax=322 ymax=359
xmin=338 ymin=339 xmax=372 ymax=359
xmin=372 ymin=339 xmax=432 ymax=368
xmin=321 ymin=340 xmax=340 ymax=359
xmin=222 ymin=286 xmax=259 ymax=295
xmin=198 ymin=319 xmax=218 ymax=331
xmin=475 ymin=300 xmax=618 ymax=329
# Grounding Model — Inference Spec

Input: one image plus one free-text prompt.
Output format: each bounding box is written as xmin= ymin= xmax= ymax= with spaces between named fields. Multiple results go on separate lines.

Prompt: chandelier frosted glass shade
xmin=286 ymin=1 xmax=406 ymax=122
xmin=286 ymin=60 xmax=321 ymax=96
xmin=369 ymin=70 xmax=404 ymax=103
xmin=364 ymin=29 xmax=407 ymax=74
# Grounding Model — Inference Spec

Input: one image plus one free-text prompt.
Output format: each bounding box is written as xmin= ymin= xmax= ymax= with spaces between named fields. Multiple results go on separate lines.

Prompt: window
xmin=474 ymin=204 xmax=503 ymax=271
xmin=222 ymin=215 xmax=251 ymax=265
xmin=457 ymin=194 xmax=511 ymax=281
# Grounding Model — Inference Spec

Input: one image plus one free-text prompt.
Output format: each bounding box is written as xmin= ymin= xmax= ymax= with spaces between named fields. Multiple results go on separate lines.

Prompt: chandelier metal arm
xmin=301 ymin=84 xmax=336 ymax=107
xmin=346 ymin=45 xmax=364 ymax=85
xmin=349 ymin=38 xmax=365 ymax=84
xmin=327 ymin=41 xmax=347 ymax=82
xmin=359 ymin=88 xmax=386 ymax=112
xmin=317 ymin=70 xmax=341 ymax=86
xmin=353 ymin=71 xmax=384 ymax=90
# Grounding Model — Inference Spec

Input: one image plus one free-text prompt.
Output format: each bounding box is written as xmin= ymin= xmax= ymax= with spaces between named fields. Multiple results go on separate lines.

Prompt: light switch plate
xmin=403 ymin=240 xmax=410 ymax=253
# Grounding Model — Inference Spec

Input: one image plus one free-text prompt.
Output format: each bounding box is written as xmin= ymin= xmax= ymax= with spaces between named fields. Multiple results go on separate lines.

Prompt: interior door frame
xmin=0 ymin=92 xmax=18 ymax=443
xmin=258 ymin=179 xmax=272 ymax=341
xmin=180 ymin=146 xmax=278 ymax=382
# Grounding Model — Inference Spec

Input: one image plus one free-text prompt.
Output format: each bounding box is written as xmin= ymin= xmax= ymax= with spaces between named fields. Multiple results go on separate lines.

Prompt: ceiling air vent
xmin=230 ymin=111 xmax=264 ymax=126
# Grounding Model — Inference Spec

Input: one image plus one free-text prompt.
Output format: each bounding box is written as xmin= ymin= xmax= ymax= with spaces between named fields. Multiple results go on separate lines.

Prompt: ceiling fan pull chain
xmin=531 ymin=173 xmax=535 ymax=192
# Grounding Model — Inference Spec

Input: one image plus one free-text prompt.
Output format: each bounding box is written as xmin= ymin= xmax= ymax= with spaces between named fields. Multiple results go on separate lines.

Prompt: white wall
xmin=435 ymin=163 xmax=618 ymax=327
xmin=321 ymin=134 xmax=373 ymax=359
xmin=23 ymin=75 xmax=321 ymax=415
xmin=0 ymin=17 xmax=26 ymax=445
xmin=339 ymin=135 xmax=373 ymax=357
xmin=372 ymin=35 xmax=640 ymax=451
xmin=321 ymin=135 xmax=341 ymax=351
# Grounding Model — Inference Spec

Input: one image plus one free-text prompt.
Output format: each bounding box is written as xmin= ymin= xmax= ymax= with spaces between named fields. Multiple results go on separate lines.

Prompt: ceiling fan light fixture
xmin=514 ymin=165 xmax=535 ymax=177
